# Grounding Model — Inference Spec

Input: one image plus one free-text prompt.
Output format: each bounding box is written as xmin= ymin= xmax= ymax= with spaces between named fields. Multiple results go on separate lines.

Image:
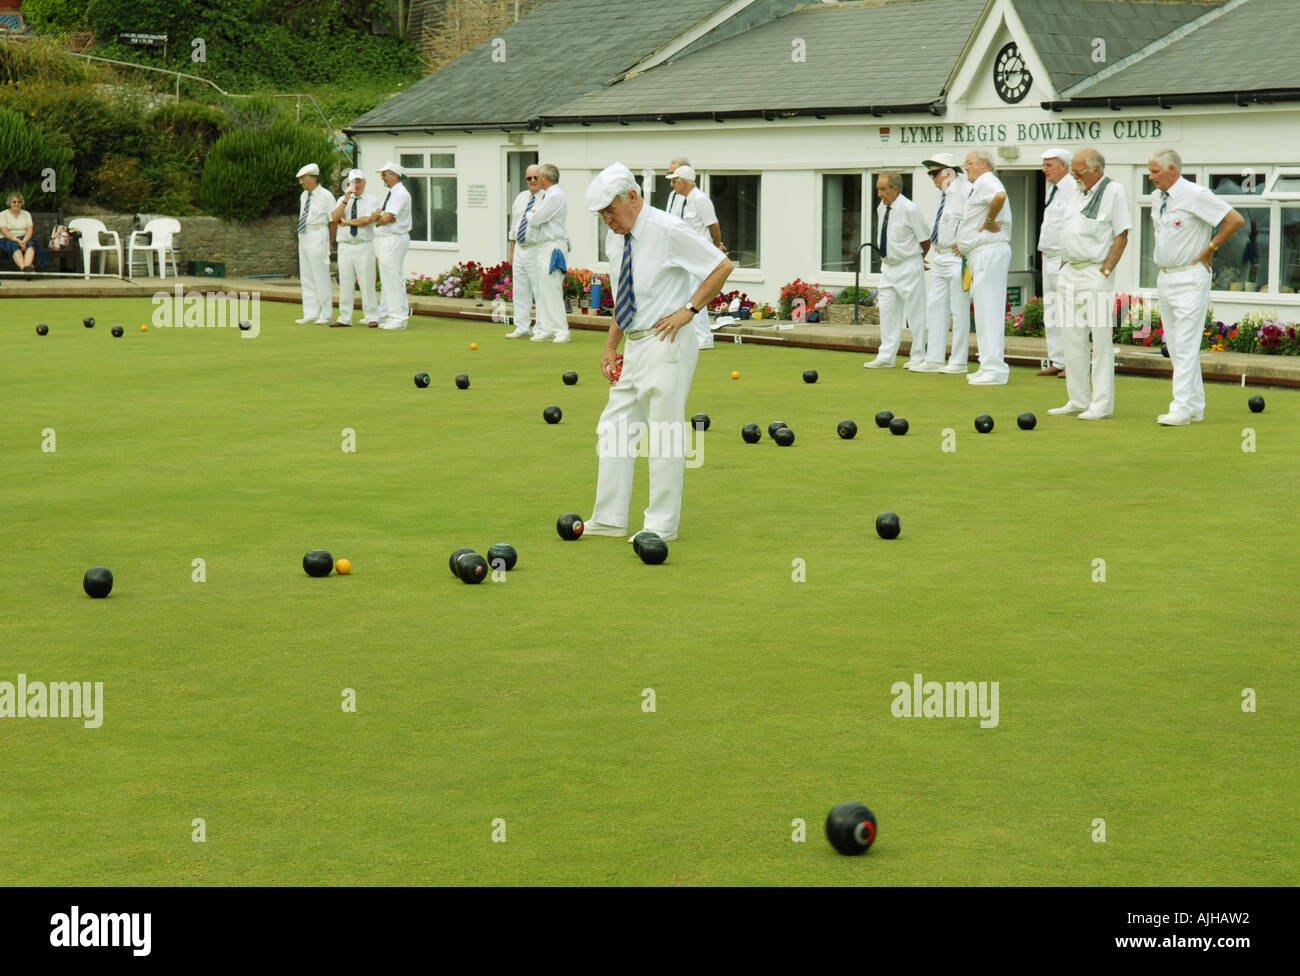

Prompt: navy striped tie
xmin=350 ymin=198 xmax=358 ymax=237
xmin=930 ymin=193 xmax=944 ymax=245
xmin=880 ymin=205 xmax=891 ymax=259
xmin=615 ymin=234 xmax=635 ymax=332
xmin=517 ymin=194 xmax=535 ymax=245
xmin=1160 ymin=190 xmax=1168 ymax=216
xmin=297 ymin=192 xmax=309 ymax=234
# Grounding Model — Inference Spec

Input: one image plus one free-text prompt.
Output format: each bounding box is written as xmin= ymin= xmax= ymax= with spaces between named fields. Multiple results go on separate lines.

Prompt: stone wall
xmin=70 ymin=210 xmax=300 ymax=278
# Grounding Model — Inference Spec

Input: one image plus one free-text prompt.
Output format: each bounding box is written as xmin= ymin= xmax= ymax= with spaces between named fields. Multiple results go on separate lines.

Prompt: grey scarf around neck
xmin=1080 ymin=175 xmax=1112 ymax=220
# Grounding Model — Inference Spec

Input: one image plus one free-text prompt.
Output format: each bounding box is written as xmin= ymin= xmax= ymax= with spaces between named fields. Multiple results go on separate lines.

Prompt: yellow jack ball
xmin=470 ymin=342 xmax=478 ymax=350
xmin=336 ymin=558 xmax=352 ymax=575
xmin=140 ymin=324 xmax=148 ymax=332
xmin=731 ymin=371 xmax=740 ymax=379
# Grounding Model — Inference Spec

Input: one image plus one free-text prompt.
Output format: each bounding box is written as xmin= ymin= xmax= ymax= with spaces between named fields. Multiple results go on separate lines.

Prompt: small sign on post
xmin=118 ymin=32 xmax=168 ymax=61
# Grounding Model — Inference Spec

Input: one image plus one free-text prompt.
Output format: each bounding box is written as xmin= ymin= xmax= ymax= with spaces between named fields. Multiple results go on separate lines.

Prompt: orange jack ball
xmin=731 ymin=370 xmax=740 ymax=379
xmin=140 ymin=324 xmax=148 ymax=332
xmin=335 ymin=558 xmax=352 ymax=575
xmin=470 ymin=342 xmax=478 ymax=350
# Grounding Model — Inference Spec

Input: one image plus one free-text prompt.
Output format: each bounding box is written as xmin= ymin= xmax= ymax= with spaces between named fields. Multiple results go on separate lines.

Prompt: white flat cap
xmin=921 ymin=152 xmax=962 ymax=171
xmin=587 ymin=163 xmax=638 ymax=212
xmin=1041 ymin=147 xmax=1073 ymax=164
xmin=296 ymin=163 xmax=320 ymax=178
xmin=344 ymin=169 xmax=364 ymax=183
xmin=377 ymin=161 xmax=405 ymax=177
xmin=670 ymin=164 xmax=696 ymax=184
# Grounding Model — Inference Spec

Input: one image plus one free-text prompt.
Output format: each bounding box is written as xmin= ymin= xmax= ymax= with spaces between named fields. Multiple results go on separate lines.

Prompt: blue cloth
xmin=548 ymin=247 xmax=567 ymax=275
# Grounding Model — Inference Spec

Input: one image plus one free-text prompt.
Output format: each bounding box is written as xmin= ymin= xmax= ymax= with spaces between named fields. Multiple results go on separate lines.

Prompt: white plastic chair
xmin=67 ymin=217 xmax=123 ymax=279
xmin=127 ymin=218 xmax=181 ymax=279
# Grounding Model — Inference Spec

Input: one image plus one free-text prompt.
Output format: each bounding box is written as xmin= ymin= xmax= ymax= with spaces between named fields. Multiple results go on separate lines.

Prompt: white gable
xmin=946 ymin=0 xmax=1057 ymax=113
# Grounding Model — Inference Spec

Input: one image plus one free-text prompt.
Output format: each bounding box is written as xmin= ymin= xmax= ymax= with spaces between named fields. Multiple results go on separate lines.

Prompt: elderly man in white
xmin=522 ymin=163 xmax=570 ymax=342
xmin=1149 ymin=148 xmax=1245 ymax=425
xmin=864 ymin=171 xmax=930 ymax=369
xmin=956 ymin=149 xmax=1012 ymax=384
xmin=1037 ymin=148 xmax=1077 ymax=377
xmin=667 ymin=163 xmax=726 ymax=350
xmin=581 ymin=163 xmax=733 ymax=544
xmin=329 ymin=169 xmax=381 ymax=327
xmin=294 ymin=163 xmax=336 ymax=324
xmin=505 ymin=165 xmax=544 ymax=338
xmin=1050 ymin=147 xmax=1130 ymax=420
xmin=371 ymin=161 xmax=413 ymax=331
xmin=915 ymin=152 xmax=970 ymax=373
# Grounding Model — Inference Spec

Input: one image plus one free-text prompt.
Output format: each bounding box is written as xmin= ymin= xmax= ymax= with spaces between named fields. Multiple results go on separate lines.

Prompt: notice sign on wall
xmin=118 ymin=32 xmax=168 ymax=47
xmin=467 ymin=184 xmax=488 ymax=208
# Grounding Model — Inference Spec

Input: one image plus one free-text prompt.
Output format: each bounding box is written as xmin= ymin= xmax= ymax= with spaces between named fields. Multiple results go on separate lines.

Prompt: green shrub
xmin=0 ymin=104 xmax=76 ymax=208
xmin=0 ymin=36 xmax=91 ymax=85
xmin=199 ymin=119 xmax=332 ymax=221
xmin=89 ymin=154 xmax=156 ymax=211
xmin=17 ymin=0 xmax=89 ymax=33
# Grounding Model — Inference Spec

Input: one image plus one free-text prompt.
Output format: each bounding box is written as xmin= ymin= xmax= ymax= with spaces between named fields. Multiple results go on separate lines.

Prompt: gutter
xmin=537 ymin=100 xmax=947 ymax=127
xmin=1042 ymin=89 xmax=1300 ymax=111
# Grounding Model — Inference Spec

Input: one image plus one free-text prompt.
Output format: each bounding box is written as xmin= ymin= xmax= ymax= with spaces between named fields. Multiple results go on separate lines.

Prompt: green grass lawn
xmin=2 ymin=298 xmax=1296 ymax=886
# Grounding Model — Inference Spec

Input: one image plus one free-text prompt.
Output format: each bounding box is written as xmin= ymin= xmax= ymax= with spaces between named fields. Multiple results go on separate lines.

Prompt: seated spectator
xmin=0 ymin=192 xmax=46 ymax=272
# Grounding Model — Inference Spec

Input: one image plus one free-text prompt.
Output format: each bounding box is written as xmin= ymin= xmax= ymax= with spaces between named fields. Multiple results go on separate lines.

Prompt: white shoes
xmin=505 ymin=329 xmax=530 ymax=338
xmin=864 ymin=359 xmax=895 ymax=369
xmin=910 ymin=361 xmax=943 ymax=372
xmin=313 ymin=318 xmax=332 ymax=324
xmin=1157 ymin=411 xmax=1192 ymax=426
xmin=1047 ymin=404 xmax=1086 ymax=416
xmin=967 ymin=373 xmax=1005 ymax=385
xmin=530 ymin=334 xmax=554 ymax=342
xmin=938 ymin=363 xmax=968 ymax=374
xmin=552 ymin=335 xmax=571 ymax=344
xmin=294 ymin=317 xmax=315 ymax=324
xmin=1078 ymin=406 xmax=1112 ymax=420
xmin=627 ymin=530 xmax=677 ymax=543
xmin=582 ymin=521 xmax=627 ymax=537
xmin=378 ymin=322 xmax=407 ymax=331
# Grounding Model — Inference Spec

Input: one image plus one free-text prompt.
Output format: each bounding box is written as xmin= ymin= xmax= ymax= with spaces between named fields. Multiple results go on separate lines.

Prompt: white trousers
xmin=693 ymin=306 xmax=712 ymax=346
xmin=511 ymin=245 xmax=539 ymax=331
xmin=924 ymin=251 xmax=970 ymax=365
xmin=969 ymin=244 xmax=1010 ymax=380
xmin=876 ymin=254 xmax=927 ymax=363
xmin=374 ymin=235 xmax=409 ymax=329
xmin=1041 ymin=253 xmax=1065 ymax=369
xmin=1158 ymin=264 xmax=1212 ymax=418
xmin=591 ymin=329 xmax=700 ymax=536
xmin=298 ymin=232 xmax=332 ymax=320
xmin=336 ymin=240 xmax=379 ymax=323
xmin=1058 ymin=263 xmax=1115 ymax=414
xmin=533 ymin=245 xmax=568 ymax=339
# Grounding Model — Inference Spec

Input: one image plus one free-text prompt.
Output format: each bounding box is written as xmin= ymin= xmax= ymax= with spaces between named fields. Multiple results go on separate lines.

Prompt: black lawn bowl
xmin=803 ymin=369 xmax=818 ymax=384
xmin=82 ymin=566 xmax=114 ymax=599
xmin=456 ymin=552 xmax=489 ymax=584
xmin=889 ymin=417 xmax=909 ymax=436
xmin=36 ymin=324 xmax=48 ymax=335
xmin=449 ymin=547 xmax=476 ymax=576
xmin=773 ymin=426 xmax=795 ymax=447
xmin=562 ymin=370 xmax=579 ymax=386
xmin=875 ymin=410 xmax=894 ymax=429
xmin=556 ymin=513 xmax=584 ymax=540
xmin=974 ymin=413 xmax=994 ymax=434
xmin=111 ymin=325 xmax=124 ymax=337
xmin=302 ymin=549 xmax=334 ymax=577
xmin=487 ymin=543 xmax=518 ymax=571
xmin=741 ymin=423 xmax=762 ymax=444
xmin=768 ymin=421 xmax=789 ymax=440
xmin=544 ymin=405 xmax=563 ymax=425
xmin=239 ymin=319 xmax=253 ymax=331
xmin=875 ymin=512 xmax=901 ymax=540
xmin=631 ymin=531 xmax=660 ymax=557
xmin=1161 ymin=343 xmax=1169 ymax=358
xmin=691 ymin=413 xmax=711 ymax=432
xmin=455 ymin=373 xmax=470 ymax=390
xmin=83 ymin=316 xmax=95 ymax=329
xmin=1248 ymin=394 xmax=1266 ymax=413
xmin=414 ymin=372 xmax=431 ymax=388
xmin=837 ymin=419 xmax=858 ymax=440
xmin=1017 ymin=412 xmax=1038 ymax=430
xmin=825 ymin=801 xmax=877 ymax=856
xmin=637 ymin=536 xmax=669 ymax=565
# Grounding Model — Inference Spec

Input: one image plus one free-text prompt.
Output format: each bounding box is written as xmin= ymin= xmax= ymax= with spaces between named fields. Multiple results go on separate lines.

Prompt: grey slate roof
xmin=1065 ymin=0 xmax=1300 ymax=99
xmin=347 ymin=0 xmax=729 ymax=130
xmin=540 ymin=0 xmax=984 ymax=122
xmin=1010 ymin=0 xmax=1225 ymax=94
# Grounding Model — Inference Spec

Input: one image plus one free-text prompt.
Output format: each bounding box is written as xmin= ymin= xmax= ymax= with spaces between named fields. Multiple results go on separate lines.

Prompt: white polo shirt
xmin=1152 ymin=177 xmax=1232 ymax=269
xmin=299 ymin=186 xmax=336 ymax=236
xmin=932 ymin=175 xmax=969 ymax=251
xmin=677 ymin=187 xmax=718 ymax=241
xmin=524 ymin=184 xmax=568 ymax=247
xmin=375 ymin=180 xmax=412 ymax=237
xmin=876 ymin=193 xmax=929 ymax=264
xmin=338 ymin=192 xmax=380 ymax=244
xmin=605 ymin=205 xmax=727 ymax=335
xmin=1060 ymin=178 xmax=1130 ymax=266
xmin=956 ymin=171 xmax=1012 ymax=254
xmin=1038 ymin=173 xmax=1078 ymax=255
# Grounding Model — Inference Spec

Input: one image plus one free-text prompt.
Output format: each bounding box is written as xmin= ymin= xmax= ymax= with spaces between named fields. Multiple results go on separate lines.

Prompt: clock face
xmin=994 ymin=42 xmax=1032 ymax=104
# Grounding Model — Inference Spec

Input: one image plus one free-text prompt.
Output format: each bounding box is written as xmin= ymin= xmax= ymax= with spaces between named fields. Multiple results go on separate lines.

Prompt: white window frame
xmin=399 ymin=148 xmax=459 ymax=249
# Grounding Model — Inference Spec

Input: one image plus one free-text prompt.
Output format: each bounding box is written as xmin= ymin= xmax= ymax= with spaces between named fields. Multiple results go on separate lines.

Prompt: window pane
xmin=1211 ymin=173 xmax=1265 ymax=196
xmin=407 ymin=176 xmax=428 ymax=242
xmin=821 ymin=174 xmax=862 ymax=272
xmin=1272 ymin=175 xmax=1300 ymax=195
xmin=399 ymin=153 xmax=423 ymax=170
xmin=1283 ymin=208 xmax=1300 ymax=293
xmin=430 ymin=176 xmax=457 ymax=243
xmin=1212 ymin=206 xmax=1269 ymax=291
xmin=711 ymin=174 xmax=760 ymax=268
xmin=1138 ymin=205 xmax=1157 ymax=288
xmin=868 ymin=173 xmax=913 ymax=273
xmin=429 ymin=153 xmax=454 ymax=169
